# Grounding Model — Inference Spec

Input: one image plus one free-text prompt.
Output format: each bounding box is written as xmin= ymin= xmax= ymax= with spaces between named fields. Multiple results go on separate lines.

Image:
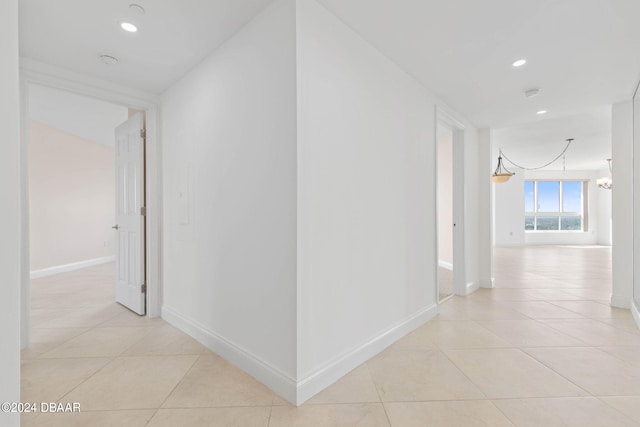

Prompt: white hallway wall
xmin=296 ymin=0 xmax=440 ymax=395
xmin=0 ymin=0 xmax=21 ymax=425
xmin=612 ymin=101 xmax=633 ymax=308
xmin=161 ymin=0 xmax=480 ymax=404
xmin=161 ymin=0 xmax=298 ymax=398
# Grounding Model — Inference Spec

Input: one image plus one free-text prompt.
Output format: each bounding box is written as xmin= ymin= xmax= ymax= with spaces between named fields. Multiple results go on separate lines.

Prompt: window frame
xmin=524 ymin=179 xmax=588 ymax=232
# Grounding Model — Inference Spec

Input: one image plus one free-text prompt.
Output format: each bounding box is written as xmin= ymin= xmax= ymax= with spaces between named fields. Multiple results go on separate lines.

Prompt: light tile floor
xmin=21 ymin=246 xmax=640 ymax=426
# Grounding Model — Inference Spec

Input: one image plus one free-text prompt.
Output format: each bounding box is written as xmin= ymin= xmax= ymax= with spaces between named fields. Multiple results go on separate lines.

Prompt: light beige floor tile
xmin=437 ymin=299 xmax=528 ymax=321
xmin=21 ymin=409 xmax=156 ymax=427
xmin=306 ymin=365 xmax=380 ymax=404
xmin=561 ymin=288 xmax=615 ymax=300
xmin=269 ymin=404 xmax=390 ymax=427
xmin=508 ymin=301 xmax=585 ymax=319
xmin=494 ymin=397 xmax=638 ymax=427
xmin=444 ymin=348 xmax=587 ymax=398
xmin=40 ymin=306 xmax=124 ymax=328
xmin=494 ymin=278 xmax=583 ymax=289
xmin=162 ymin=354 xmax=276 ymax=408
xmin=41 ymin=327 xmax=154 ymax=358
xmin=272 ymin=396 xmax=291 ymax=406
xmin=597 ymin=346 xmax=640 ymax=368
xmin=387 ymin=323 xmax=437 ymax=352
xmin=147 ymin=407 xmax=271 ymax=427
xmin=401 ymin=320 xmax=512 ymax=349
xmin=549 ymin=301 xmax=629 ymax=318
xmin=385 ymin=401 xmax=514 ymax=427
xmin=367 ymin=348 xmax=484 ymax=401
xmin=595 ymin=316 xmax=640 ymax=335
xmin=21 ymin=328 xmax=90 ymax=359
xmin=98 ymin=310 xmax=165 ymax=328
xmin=541 ymin=319 xmax=640 ymax=346
xmin=21 ymin=358 xmax=111 ymax=403
xmin=526 ymin=289 xmax=582 ymax=301
xmin=524 ymin=347 xmax=640 ymax=396
xmin=475 ymin=289 xmax=536 ymax=301
xmin=31 ymin=308 xmax=80 ymax=326
xmin=122 ymin=324 xmax=205 ymax=356
xmin=62 ymin=355 xmax=198 ymax=410
xmin=476 ymin=320 xmax=585 ymax=347
xmin=600 ymin=396 xmax=640 ymax=423
xmin=22 ymin=246 xmax=633 ymax=426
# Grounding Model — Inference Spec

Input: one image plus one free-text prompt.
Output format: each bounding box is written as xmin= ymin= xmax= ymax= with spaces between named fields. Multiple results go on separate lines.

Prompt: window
xmin=524 ymin=180 xmax=587 ymax=231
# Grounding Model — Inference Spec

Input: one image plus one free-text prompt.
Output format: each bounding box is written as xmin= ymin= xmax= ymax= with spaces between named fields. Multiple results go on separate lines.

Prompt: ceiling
xmin=19 ymin=0 xmax=640 ymax=170
xmin=19 ymin=0 xmax=274 ymax=94
xmin=492 ymin=107 xmax=612 ymax=171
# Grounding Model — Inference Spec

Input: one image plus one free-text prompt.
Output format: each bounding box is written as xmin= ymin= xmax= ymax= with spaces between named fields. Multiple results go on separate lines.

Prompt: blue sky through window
xmin=537 ymin=181 xmax=559 ymax=212
xmin=523 ymin=180 xmax=584 ymax=231
xmin=562 ymin=181 xmax=581 ymax=212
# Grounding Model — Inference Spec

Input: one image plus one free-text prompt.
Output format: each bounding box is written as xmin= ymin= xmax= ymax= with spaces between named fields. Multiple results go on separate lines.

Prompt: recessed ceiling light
xmin=524 ymin=88 xmax=540 ymax=98
xmin=512 ymin=59 xmax=527 ymax=67
xmin=120 ymin=22 xmax=138 ymax=32
xmin=99 ymin=54 xmax=119 ymax=65
xmin=537 ymin=110 xmax=547 ymax=115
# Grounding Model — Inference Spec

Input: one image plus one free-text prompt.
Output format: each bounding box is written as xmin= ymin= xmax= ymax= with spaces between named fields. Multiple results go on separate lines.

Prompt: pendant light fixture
xmin=492 ymin=151 xmax=514 ymax=183
xmin=492 ymin=138 xmax=575 ymax=184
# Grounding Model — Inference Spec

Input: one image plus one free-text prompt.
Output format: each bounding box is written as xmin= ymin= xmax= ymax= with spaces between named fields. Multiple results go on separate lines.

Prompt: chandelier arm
xmin=500 ymin=139 xmax=573 ymax=171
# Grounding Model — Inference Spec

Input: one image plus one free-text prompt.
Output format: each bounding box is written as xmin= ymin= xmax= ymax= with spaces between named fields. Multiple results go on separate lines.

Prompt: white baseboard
xmin=632 ymin=300 xmax=640 ymax=331
xmin=611 ymin=293 xmax=632 ymax=309
xmin=465 ymin=281 xmax=480 ymax=295
xmin=163 ymin=303 xmax=438 ymax=406
xmin=438 ymin=260 xmax=453 ymax=271
xmin=30 ymin=256 xmax=115 ymax=279
xmin=296 ymin=303 xmax=438 ymax=405
xmin=162 ymin=305 xmax=297 ymax=404
xmin=480 ymin=278 xmax=495 ymax=289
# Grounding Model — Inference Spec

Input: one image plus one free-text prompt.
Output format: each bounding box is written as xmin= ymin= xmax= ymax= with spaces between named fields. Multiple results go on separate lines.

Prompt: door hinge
xmin=141 ymin=283 xmax=147 ymax=293
xmin=140 ymin=128 xmax=146 ymax=138
xmin=141 ymin=206 xmax=147 ymax=216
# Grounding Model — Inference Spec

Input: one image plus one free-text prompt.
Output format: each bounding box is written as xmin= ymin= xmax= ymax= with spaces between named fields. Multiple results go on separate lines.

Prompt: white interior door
xmin=114 ymin=112 xmax=146 ymax=315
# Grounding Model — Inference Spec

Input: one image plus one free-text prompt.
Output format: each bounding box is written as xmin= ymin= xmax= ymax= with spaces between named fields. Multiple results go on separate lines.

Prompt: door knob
xmin=112 ymin=225 xmax=119 ymax=230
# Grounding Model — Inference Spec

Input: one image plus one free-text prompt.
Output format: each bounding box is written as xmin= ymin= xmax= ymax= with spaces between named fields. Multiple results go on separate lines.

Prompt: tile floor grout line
xmin=593 ymin=396 xmax=640 ymax=426
xmin=364 ymin=362 xmax=392 ymax=426
xmin=266 ymin=403 xmax=274 ymax=427
xmin=513 ymin=346 xmax=596 ymax=398
xmin=486 ymin=399 xmax=519 ymax=427
xmin=437 ymin=347 xmax=489 ymax=400
xmin=24 ymin=247 xmax=640 ymax=425
xmin=152 ymin=353 xmax=202 ymax=413
xmin=51 ymin=355 xmax=117 ymax=405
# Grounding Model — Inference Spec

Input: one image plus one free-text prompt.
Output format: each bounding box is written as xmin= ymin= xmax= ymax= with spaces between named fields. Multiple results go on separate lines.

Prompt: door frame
xmin=436 ymin=107 xmax=467 ymax=298
xmin=19 ymin=59 xmax=162 ymax=348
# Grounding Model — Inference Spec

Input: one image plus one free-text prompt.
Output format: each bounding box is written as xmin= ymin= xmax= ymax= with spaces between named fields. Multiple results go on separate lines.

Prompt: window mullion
xmin=534 ymin=181 xmax=538 ymax=230
xmin=558 ymin=181 xmax=563 ymax=230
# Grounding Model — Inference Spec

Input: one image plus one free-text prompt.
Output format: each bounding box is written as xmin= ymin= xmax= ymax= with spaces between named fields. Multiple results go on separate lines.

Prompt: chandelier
xmin=596 ymin=158 xmax=612 ymax=190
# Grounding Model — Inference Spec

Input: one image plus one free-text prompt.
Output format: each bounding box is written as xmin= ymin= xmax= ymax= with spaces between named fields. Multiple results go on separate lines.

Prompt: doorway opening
xmin=20 ymin=62 xmax=162 ymax=348
xmin=27 ymin=84 xmax=147 ymax=325
xmin=436 ymin=109 xmax=466 ymax=300
xmin=490 ymin=117 xmax=614 ymax=314
xmin=437 ymin=123 xmax=454 ymax=301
